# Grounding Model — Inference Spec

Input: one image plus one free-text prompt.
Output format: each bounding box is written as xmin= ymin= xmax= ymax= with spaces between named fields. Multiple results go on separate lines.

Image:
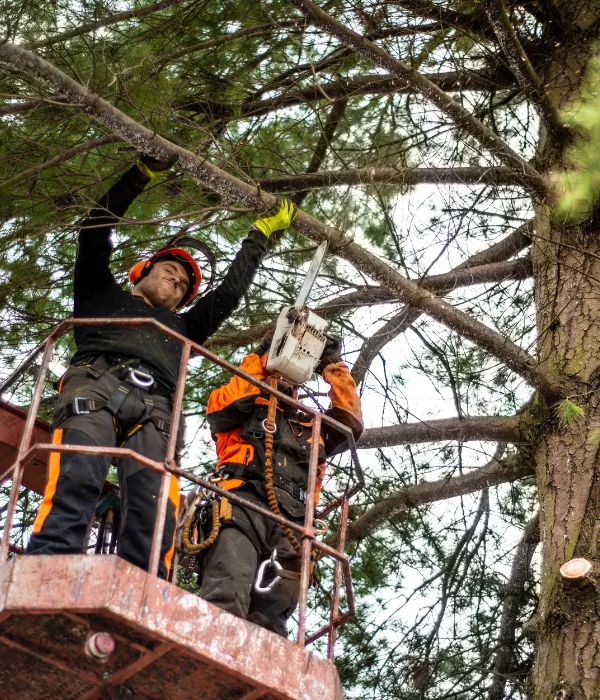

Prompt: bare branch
xmin=352 ymin=256 xmax=531 ymax=382
xmin=454 ymin=220 xmax=532 ymax=270
xmin=482 ymin=0 xmax=565 ymax=137
xmin=259 ymin=166 xmax=521 ymax=192
xmin=345 ymin=449 xmax=534 ymax=544
xmin=0 ymin=41 xmax=563 ymax=397
xmin=351 ymin=219 xmax=532 ymax=383
xmin=287 ymin=0 xmax=547 ymax=197
xmin=358 ymin=415 xmax=524 ymax=449
xmin=487 ymin=512 xmax=540 ymax=699
xmin=0 ymin=95 xmax=72 ymax=116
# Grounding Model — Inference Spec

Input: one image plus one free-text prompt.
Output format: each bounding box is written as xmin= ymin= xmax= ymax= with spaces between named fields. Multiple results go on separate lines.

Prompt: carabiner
xmin=127 ymin=368 xmax=154 ymax=389
xmin=261 ymin=418 xmax=277 ymax=434
xmin=254 ymin=548 xmax=282 ymax=593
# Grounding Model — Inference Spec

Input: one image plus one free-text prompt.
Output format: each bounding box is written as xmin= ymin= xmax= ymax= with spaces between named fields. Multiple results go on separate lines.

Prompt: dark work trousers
xmin=27 ymin=364 xmax=181 ymax=579
xmin=198 ymin=488 xmax=302 ymax=637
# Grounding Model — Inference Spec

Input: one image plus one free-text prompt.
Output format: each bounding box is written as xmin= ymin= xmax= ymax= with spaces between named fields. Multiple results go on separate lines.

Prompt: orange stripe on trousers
xmin=163 ymin=474 xmax=180 ymax=575
xmin=32 ymin=428 xmax=63 ymax=534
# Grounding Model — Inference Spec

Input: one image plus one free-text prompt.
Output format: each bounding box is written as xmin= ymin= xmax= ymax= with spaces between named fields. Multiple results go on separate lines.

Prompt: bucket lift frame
xmin=0 ymin=316 xmax=364 ymax=658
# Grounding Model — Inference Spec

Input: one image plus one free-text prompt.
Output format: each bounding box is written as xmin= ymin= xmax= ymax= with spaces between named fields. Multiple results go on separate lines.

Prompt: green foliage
xmin=556 ymin=50 xmax=600 ymax=220
xmin=0 ymin=1 xmax=586 ymax=698
xmin=556 ymin=398 xmax=585 ymax=427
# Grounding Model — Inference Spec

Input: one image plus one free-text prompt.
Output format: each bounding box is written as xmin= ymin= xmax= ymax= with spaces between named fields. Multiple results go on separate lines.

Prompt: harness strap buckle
xmin=73 ymin=396 xmax=94 ymax=415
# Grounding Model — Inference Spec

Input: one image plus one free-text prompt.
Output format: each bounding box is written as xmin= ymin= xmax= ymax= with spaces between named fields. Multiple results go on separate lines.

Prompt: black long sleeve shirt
xmin=71 ymin=166 xmax=267 ymax=389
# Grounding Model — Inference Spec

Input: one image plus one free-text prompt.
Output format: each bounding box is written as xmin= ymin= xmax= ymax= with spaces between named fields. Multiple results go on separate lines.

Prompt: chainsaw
xmin=266 ymin=241 xmax=329 ymax=386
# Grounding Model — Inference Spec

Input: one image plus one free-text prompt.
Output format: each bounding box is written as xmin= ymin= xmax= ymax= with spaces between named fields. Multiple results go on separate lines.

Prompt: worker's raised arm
xmin=74 ymin=156 xmax=174 ymax=304
xmin=182 ymin=199 xmax=297 ymax=344
xmin=318 ymin=338 xmax=364 ymax=456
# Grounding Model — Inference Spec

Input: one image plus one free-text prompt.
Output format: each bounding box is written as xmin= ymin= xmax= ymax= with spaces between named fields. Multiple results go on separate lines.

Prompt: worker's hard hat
xmin=128 ymin=247 xmax=202 ymax=308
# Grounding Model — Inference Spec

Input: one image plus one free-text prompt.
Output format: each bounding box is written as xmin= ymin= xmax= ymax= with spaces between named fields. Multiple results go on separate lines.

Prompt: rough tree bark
xmin=529 ymin=2 xmax=600 ymax=697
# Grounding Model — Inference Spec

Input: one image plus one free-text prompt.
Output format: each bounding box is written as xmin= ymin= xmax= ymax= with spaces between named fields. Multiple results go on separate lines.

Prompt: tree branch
xmin=0 ymin=95 xmax=73 ymax=116
xmin=358 ymin=414 xmax=524 ymax=449
xmin=350 ymin=220 xmax=533 ymax=383
xmin=293 ymin=98 xmax=348 ymax=207
xmin=177 ymin=68 xmax=516 ymax=119
xmin=27 ymin=0 xmax=187 ymax=49
xmin=287 ymin=0 xmax=547 ymax=197
xmin=351 ymin=257 xmax=532 ymax=383
xmin=0 ymin=134 xmax=121 ymax=190
xmin=482 ymin=0 xmax=565 ymax=137
xmin=487 ymin=511 xmax=540 ymax=700
xmin=344 ymin=449 xmax=534 ymax=544
xmin=454 ymin=220 xmax=532 ymax=270
xmin=209 ymin=256 xmax=532 ymax=350
xmin=0 ymin=41 xmax=563 ymax=397
xmin=395 ymin=0 xmax=495 ymax=40
xmin=259 ymin=166 xmax=522 ymax=192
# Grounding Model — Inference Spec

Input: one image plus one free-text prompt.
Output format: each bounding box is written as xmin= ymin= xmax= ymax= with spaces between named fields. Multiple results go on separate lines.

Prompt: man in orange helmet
xmin=27 ymin=156 xmax=296 ymax=578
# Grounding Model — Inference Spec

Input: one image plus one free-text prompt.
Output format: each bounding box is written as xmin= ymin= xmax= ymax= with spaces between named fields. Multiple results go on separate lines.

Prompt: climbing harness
xmin=263 ymin=375 xmax=302 ymax=555
xmin=58 ymin=356 xmax=172 ymax=439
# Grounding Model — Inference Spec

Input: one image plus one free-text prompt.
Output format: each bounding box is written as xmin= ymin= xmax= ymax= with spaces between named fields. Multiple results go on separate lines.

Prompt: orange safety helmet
xmin=128 ymin=247 xmax=202 ymax=308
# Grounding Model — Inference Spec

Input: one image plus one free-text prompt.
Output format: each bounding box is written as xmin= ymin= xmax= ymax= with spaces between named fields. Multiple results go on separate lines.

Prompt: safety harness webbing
xmin=264 ymin=376 xmax=302 ymax=555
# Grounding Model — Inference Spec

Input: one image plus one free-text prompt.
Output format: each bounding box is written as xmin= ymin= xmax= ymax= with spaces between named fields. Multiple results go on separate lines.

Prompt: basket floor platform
xmin=0 ymin=555 xmax=344 ymax=700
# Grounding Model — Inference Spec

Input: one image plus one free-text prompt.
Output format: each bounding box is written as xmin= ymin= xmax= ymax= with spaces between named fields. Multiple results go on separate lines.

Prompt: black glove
xmin=137 ymin=152 xmax=179 ymax=179
xmin=316 ymin=335 xmax=343 ymax=374
xmin=254 ymin=328 xmax=275 ymax=357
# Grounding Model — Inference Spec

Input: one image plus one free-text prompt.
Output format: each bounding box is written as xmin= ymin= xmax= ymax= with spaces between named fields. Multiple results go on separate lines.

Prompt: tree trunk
xmin=532 ymin=5 xmax=600 ymax=695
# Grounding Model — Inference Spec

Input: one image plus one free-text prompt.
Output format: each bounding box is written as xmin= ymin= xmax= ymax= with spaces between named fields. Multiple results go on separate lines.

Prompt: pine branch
xmin=344 ymin=449 xmax=534 ymax=544
xmin=454 ymin=220 xmax=533 ymax=270
xmin=487 ymin=512 xmax=540 ymax=700
xmin=209 ymin=256 xmax=531 ymax=350
xmin=0 ymin=95 xmax=72 ymax=115
xmin=177 ymin=68 xmax=516 ymax=118
xmin=357 ymin=414 xmax=524 ymax=449
xmin=482 ymin=0 xmax=566 ymax=137
xmin=286 ymin=0 xmax=548 ymax=197
xmin=27 ymin=0 xmax=187 ymax=49
xmin=0 ymin=41 xmax=563 ymax=397
xmin=259 ymin=166 xmax=522 ymax=192
xmin=351 ymin=255 xmax=532 ymax=384
xmin=394 ymin=0 xmax=495 ymax=40
xmin=292 ymin=99 xmax=348 ymax=208
xmin=0 ymin=135 xmax=121 ymax=190
xmin=350 ymin=221 xmax=533 ymax=383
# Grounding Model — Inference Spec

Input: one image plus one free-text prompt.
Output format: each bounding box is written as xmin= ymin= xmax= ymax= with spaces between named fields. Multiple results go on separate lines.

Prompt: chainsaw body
xmin=266 ymin=306 xmax=329 ymax=385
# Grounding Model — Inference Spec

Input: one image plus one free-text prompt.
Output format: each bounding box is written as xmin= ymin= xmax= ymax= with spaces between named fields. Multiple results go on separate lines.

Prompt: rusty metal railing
xmin=0 ymin=317 xmax=363 ymax=659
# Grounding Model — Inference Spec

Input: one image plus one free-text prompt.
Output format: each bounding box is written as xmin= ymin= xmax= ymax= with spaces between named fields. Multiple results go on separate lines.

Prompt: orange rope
xmin=264 ymin=375 xmax=301 ymax=555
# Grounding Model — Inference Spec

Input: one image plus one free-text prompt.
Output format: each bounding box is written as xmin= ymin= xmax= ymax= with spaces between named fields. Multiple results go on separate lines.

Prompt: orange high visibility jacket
xmin=206 ymin=353 xmax=363 ymax=514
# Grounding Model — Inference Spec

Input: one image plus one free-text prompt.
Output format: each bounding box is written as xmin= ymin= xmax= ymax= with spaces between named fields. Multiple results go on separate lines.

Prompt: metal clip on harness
xmin=254 ymin=548 xmax=283 ymax=593
xmin=127 ymin=368 xmax=154 ymax=389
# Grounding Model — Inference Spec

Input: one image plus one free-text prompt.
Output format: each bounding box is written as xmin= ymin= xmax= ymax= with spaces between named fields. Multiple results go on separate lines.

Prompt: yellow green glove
xmin=253 ymin=198 xmax=297 ymax=237
xmin=136 ymin=153 xmax=179 ymax=180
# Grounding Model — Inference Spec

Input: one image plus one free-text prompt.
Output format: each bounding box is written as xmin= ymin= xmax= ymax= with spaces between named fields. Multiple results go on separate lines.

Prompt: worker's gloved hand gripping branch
xmin=26 ymin=156 xmax=297 ymax=581
xmin=196 ymin=327 xmax=363 ymax=637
